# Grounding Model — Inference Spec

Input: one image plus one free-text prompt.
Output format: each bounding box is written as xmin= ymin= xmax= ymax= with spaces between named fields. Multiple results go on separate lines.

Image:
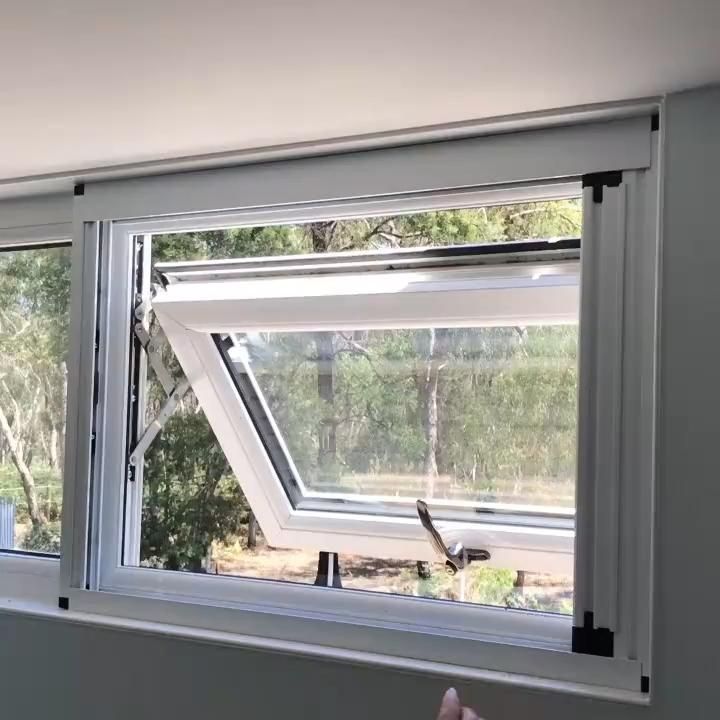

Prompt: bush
xmin=141 ymin=410 xmax=246 ymax=571
xmin=21 ymin=523 xmax=61 ymax=554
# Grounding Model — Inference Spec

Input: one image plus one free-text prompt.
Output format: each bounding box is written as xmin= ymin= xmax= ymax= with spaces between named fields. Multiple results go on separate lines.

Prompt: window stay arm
xmin=127 ymin=296 xmax=190 ymax=468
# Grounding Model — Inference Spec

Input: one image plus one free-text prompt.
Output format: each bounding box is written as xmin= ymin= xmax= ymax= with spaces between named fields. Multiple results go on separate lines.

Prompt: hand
xmin=437 ymin=687 xmax=482 ymax=720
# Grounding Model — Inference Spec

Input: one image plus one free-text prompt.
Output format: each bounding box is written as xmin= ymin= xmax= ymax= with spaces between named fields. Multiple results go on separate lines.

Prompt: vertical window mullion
xmin=614 ymin=135 xmax=660 ymax=670
xmin=591 ymin=182 xmax=626 ymax=632
xmin=60 ymin=220 xmax=102 ymax=592
xmin=91 ymin=228 xmax=136 ymax=589
xmin=574 ymin=187 xmax=600 ymax=632
xmin=574 ymin=177 xmax=627 ymax=651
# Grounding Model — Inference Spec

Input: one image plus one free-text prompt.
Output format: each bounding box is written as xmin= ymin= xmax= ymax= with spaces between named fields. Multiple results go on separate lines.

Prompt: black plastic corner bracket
xmin=571 ymin=611 xmax=614 ymax=657
xmin=314 ymin=551 xmax=342 ymax=589
xmin=58 ymin=596 xmax=70 ymax=610
xmin=651 ymin=113 xmax=660 ymax=132
xmin=641 ymin=675 xmax=650 ymax=694
xmin=73 ymin=183 xmax=85 ymax=197
xmin=582 ymin=170 xmax=623 ymax=204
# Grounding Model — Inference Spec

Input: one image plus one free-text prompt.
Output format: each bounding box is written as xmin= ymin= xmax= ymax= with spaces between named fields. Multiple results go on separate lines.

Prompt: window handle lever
xmin=416 ymin=499 xmax=491 ymax=575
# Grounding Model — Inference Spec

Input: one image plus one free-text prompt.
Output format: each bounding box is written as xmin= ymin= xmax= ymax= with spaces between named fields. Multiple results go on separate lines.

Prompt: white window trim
xmin=153 ymin=261 xmax=579 ymax=330
xmin=0 ymin=591 xmax=646 ymax=705
xmin=0 ymin=193 xmax=72 ymax=243
xmin=75 ymin=116 xmax=650 ymax=222
xmin=572 ymin=147 xmax=659 ymax=673
xmin=47 ymin=112 xmax=659 ymax=701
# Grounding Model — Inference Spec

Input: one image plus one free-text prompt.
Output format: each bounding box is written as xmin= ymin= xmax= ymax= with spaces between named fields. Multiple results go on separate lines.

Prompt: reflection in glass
xmin=228 ymin=325 xmax=577 ymax=512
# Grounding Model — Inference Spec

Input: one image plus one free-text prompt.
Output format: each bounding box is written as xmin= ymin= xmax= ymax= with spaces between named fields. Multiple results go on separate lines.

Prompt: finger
xmin=461 ymin=706 xmax=481 ymax=720
xmin=437 ymin=687 xmax=462 ymax=720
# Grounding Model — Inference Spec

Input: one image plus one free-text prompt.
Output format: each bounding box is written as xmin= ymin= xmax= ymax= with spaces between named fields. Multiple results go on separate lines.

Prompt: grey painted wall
xmin=1 ymin=84 xmax=719 ymax=720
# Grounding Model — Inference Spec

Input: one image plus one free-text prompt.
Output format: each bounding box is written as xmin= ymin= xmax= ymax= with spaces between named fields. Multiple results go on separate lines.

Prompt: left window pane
xmin=0 ymin=244 xmax=71 ymax=554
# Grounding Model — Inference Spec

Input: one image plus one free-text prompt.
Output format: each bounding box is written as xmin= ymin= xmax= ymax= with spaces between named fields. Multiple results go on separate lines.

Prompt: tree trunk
xmin=416 ymin=365 xmax=436 ymax=582
xmin=49 ymin=425 xmax=60 ymax=473
xmin=315 ymin=331 xmax=337 ymax=476
xmin=247 ymin=511 xmax=258 ymax=549
xmin=417 ymin=328 xmax=450 ymax=499
xmin=309 ymin=222 xmax=339 ymax=483
xmin=59 ymin=361 xmax=68 ymax=471
xmin=0 ymin=403 xmax=45 ymax=527
xmin=415 ymin=329 xmax=450 ymax=579
xmin=422 ymin=357 xmax=440 ymax=496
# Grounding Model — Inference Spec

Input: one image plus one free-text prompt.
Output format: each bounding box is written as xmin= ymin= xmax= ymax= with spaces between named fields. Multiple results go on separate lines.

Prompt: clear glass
xmin=226 ymin=325 xmax=577 ymax=512
xmin=132 ymin=199 xmax=580 ymax=613
xmin=213 ymin=545 xmax=573 ymax=614
xmin=0 ymin=245 xmax=71 ymax=554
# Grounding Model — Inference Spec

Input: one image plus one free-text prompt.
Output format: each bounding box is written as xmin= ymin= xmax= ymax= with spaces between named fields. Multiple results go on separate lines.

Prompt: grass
xmin=309 ymin=472 xmax=575 ymax=507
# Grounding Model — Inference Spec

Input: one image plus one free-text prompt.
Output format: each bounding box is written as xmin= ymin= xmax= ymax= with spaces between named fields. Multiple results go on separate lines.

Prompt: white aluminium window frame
xmin=63 ymin=190 xmax=593 ymax=686
xmin=57 ymin=112 xmax=658 ymax=699
xmin=150 ymin=254 xmax=579 ymax=573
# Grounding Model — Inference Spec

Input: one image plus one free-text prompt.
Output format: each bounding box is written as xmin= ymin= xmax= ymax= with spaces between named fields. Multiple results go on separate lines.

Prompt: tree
xmin=0 ymin=402 xmax=44 ymax=526
xmin=141 ymin=410 xmax=246 ymax=571
xmin=309 ymin=222 xmax=341 ymax=484
xmin=0 ymin=246 xmax=70 ymax=547
xmin=416 ymin=328 xmax=452 ymax=495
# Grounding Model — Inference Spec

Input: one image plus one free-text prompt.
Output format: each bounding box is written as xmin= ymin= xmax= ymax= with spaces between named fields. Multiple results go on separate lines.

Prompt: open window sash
xmin=151 ymin=243 xmax=580 ymax=574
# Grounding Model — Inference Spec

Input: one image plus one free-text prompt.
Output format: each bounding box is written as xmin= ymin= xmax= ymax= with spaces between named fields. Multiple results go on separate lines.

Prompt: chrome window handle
xmin=416 ymin=499 xmax=491 ymax=575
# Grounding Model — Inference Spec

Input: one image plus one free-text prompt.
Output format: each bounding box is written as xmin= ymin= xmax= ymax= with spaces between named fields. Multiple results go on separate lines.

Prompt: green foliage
xmin=247 ymin=326 xmax=576 ymax=502
xmin=0 ymin=465 xmax=62 ymax=524
xmin=408 ymin=565 xmax=518 ymax=604
xmin=0 ymin=246 xmax=71 ymax=378
xmin=152 ymin=200 xmax=581 ymax=264
xmin=141 ymin=409 xmax=246 ymax=571
xmin=0 ymin=246 xmax=70 ymax=549
xmin=397 ymin=564 xmax=571 ymax=613
xmin=21 ymin=522 xmax=61 ymax=554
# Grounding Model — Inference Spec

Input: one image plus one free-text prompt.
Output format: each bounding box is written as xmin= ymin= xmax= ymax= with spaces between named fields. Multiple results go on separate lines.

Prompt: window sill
xmin=0 ymin=586 xmax=648 ymax=706
xmin=0 ymin=552 xmax=59 ymax=602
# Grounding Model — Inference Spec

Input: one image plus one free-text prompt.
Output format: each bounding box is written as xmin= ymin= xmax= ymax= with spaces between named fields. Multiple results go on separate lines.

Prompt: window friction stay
xmin=127 ymin=295 xmax=190 ymax=468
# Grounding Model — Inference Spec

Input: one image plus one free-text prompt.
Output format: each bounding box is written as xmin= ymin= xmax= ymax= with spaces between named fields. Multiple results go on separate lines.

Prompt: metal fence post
xmin=0 ymin=498 xmax=15 ymax=549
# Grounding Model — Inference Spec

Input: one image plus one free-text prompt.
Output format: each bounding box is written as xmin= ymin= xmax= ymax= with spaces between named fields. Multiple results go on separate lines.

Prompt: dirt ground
xmin=212 ymin=537 xmax=573 ymax=613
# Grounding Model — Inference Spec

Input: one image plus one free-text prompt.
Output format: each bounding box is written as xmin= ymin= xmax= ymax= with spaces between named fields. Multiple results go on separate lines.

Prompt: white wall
xmin=1 ymin=84 xmax=719 ymax=719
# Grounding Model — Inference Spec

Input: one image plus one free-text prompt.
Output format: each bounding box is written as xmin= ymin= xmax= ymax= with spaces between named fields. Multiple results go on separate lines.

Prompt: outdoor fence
xmin=0 ymin=498 xmax=15 ymax=549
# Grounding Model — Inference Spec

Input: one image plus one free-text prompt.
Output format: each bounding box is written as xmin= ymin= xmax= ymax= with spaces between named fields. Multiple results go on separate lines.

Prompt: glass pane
xmin=226 ymin=325 xmax=577 ymax=512
xmin=152 ymin=199 xmax=582 ymax=263
xmin=0 ymin=245 xmax=71 ymax=554
xmin=340 ymin=557 xmax=572 ymax=613
xmin=213 ymin=546 xmax=572 ymax=614
xmin=132 ymin=198 xmax=580 ymax=613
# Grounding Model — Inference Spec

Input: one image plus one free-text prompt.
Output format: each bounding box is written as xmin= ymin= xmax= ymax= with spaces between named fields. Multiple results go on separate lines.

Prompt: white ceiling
xmin=1 ymin=0 xmax=719 ymax=181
